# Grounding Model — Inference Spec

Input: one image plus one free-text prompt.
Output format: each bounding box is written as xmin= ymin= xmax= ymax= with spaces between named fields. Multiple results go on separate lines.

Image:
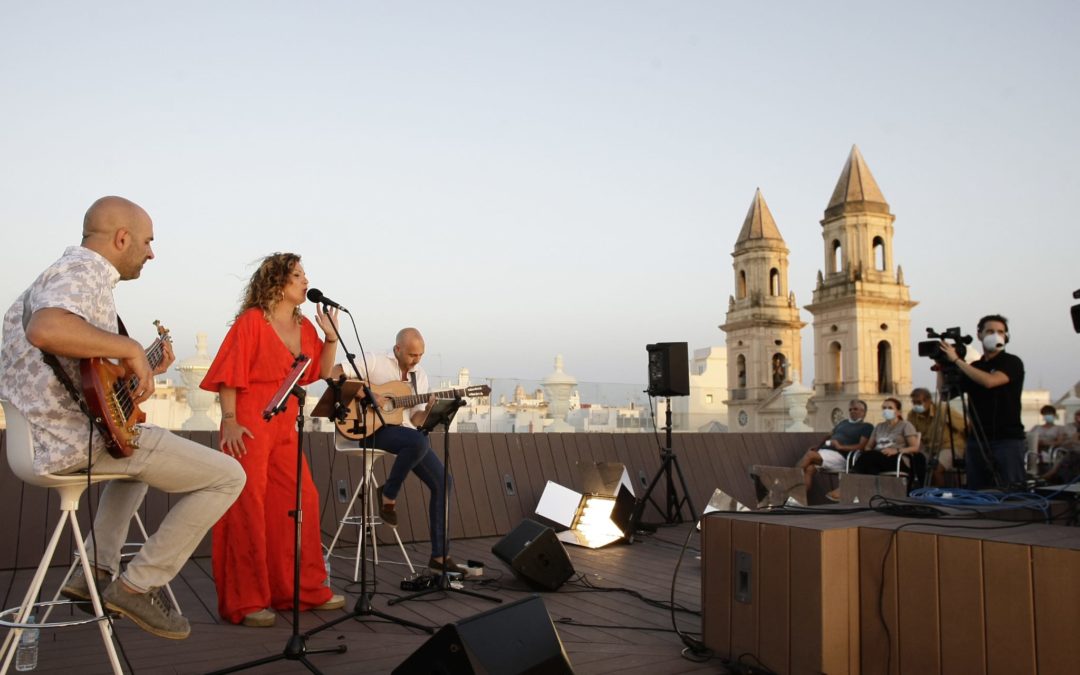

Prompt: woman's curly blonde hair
xmin=239 ymin=252 xmax=303 ymax=323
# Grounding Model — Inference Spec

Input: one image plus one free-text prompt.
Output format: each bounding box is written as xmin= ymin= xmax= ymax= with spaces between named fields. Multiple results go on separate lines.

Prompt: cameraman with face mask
xmin=938 ymin=314 xmax=1026 ymax=489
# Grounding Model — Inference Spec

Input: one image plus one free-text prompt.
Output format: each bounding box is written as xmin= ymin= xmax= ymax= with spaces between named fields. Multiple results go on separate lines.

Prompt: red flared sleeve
xmin=200 ymin=308 xmax=263 ymax=393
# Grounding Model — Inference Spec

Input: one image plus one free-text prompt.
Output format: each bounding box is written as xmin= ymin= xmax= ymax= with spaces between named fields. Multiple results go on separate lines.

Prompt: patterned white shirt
xmin=355 ymin=350 xmax=429 ymax=429
xmin=1 ymin=246 xmax=120 ymax=474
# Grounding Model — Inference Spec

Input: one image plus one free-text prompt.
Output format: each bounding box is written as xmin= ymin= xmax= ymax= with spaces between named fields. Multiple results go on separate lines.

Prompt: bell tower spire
xmin=721 ymin=189 xmax=805 ymax=431
xmin=805 ymin=146 xmax=917 ymax=429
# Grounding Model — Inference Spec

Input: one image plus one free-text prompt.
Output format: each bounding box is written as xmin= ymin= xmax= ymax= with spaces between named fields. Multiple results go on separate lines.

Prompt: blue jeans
xmin=965 ymin=436 xmax=1025 ymax=490
xmin=370 ymin=425 xmax=451 ymax=557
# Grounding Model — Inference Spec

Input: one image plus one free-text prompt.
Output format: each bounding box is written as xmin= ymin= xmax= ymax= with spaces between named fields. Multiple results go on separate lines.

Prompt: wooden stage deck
xmin=4 ymin=429 xmax=824 ymax=674
xmin=3 ymin=430 xmax=1078 ymax=673
xmin=1 ymin=524 xmax=715 ymax=674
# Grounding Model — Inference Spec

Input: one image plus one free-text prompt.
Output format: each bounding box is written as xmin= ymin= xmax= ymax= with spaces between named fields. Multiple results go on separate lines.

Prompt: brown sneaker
xmin=428 ymin=557 xmax=465 ymax=574
xmin=242 ymin=609 xmax=277 ymax=627
xmin=60 ymin=565 xmax=109 ymax=602
xmin=103 ymin=581 xmax=190 ymax=640
xmin=377 ymin=486 xmax=398 ymax=527
xmin=313 ymin=594 xmax=345 ymax=611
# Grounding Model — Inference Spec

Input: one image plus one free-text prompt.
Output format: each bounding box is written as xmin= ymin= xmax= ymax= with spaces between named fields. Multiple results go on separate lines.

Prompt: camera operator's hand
xmin=938 ymin=340 xmax=961 ymax=364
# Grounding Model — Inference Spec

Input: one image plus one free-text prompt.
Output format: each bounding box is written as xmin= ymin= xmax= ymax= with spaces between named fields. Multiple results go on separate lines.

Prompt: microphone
xmin=306 ymin=288 xmax=349 ymax=313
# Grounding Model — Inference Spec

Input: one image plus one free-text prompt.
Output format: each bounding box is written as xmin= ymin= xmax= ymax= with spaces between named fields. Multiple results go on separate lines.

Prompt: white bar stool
xmin=325 ymin=437 xmax=415 ymax=581
xmin=48 ymin=508 xmax=182 ymax=620
xmin=0 ymin=399 xmax=124 ymax=675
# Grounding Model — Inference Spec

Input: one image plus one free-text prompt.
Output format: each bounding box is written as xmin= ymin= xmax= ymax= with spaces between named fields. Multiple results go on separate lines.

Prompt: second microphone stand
xmin=304 ymin=308 xmax=433 ymax=640
xmin=389 ymin=396 xmax=501 ymax=606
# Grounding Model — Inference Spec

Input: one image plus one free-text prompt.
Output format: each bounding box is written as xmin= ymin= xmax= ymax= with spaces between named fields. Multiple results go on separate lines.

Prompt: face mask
xmin=848 ymin=415 xmax=861 ymax=424
xmin=982 ymin=333 xmax=1005 ymax=352
xmin=882 ymin=409 xmax=897 ymax=421
xmin=911 ymin=404 xmax=926 ymax=414
xmin=1044 ymin=414 xmax=1056 ymax=424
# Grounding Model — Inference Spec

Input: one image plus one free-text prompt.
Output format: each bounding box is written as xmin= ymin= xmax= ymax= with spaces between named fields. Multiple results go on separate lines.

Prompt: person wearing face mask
xmin=1026 ymin=405 xmax=1068 ymax=474
xmin=908 ymin=388 xmax=966 ymax=486
xmin=826 ymin=398 xmax=920 ymax=499
xmin=937 ymin=314 xmax=1025 ymax=489
xmin=796 ymin=399 xmax=874 ymax=493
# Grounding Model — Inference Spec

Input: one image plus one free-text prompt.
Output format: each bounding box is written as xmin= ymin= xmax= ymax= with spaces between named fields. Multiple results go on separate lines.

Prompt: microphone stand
xmin=209 ymin=355 xmax=346 ymax=675
xmin=390 ymin=395 xmax=501 ymax=606
xmin=304 ymin=305 xmax=434 ymax=640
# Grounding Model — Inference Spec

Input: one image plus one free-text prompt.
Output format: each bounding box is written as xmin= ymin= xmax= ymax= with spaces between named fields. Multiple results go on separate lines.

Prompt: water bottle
xmin=323 ymin=552 xmax=332 ymax=586
xmin=15 ymin=615 xmax=38 ymax=671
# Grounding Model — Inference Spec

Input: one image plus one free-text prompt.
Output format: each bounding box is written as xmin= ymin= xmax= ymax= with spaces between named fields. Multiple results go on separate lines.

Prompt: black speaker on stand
xmin=631 ymin=342 xmax=695 ymax=533
xmin=646 ymin=341 xmax=689 ymax=397
xmin=393 ymin=595 xmax=575 ymax=675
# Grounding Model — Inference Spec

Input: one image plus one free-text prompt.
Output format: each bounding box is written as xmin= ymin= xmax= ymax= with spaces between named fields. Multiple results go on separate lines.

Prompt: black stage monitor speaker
xmin=492 ymin=519 xmax=575 ymax=591
xmin=646 ymin=341 xmax=689 ymax=397
xmin=393 ymin=594 xmax=575 ymax=675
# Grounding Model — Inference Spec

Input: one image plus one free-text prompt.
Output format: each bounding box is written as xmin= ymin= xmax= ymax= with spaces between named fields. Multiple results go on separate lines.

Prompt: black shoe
xmin=376 ymin=486 xmax=398 ymax=527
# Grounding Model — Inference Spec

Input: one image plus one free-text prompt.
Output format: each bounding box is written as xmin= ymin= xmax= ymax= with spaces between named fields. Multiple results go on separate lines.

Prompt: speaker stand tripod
xmin=628 ymin=397 xmax=695 ymax=539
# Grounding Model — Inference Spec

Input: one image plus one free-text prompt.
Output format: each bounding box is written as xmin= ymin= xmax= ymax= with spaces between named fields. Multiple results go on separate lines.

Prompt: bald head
xmin=81 ymin=196 xmax=155 ymax=280
xmin=83 ymin=196 xmax=148 ymax=239
xmin=393 ymin=327 xmax=425 ymax=372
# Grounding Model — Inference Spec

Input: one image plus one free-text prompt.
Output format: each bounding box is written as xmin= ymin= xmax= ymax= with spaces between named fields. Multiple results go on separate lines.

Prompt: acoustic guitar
xmin=335 ymin=380 xmax=491 ymax=440
xmin=81 ymin=320 xmax=171 ymax=458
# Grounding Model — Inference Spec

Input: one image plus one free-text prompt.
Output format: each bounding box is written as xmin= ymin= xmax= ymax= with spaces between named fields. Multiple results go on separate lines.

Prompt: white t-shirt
xmin=355 ymin=350 xmax=429 ymax=428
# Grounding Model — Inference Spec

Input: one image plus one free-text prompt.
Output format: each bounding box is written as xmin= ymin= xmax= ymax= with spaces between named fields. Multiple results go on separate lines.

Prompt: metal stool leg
xmin=368 ymin=474 xmax=415 ymax=576
xmin=1 ymin=506 xmax=121 ymax=675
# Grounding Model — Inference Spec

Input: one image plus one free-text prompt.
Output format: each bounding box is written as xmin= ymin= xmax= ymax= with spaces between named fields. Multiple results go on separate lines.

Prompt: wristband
xmin=222 ymin=412 xmax=236 ymax=420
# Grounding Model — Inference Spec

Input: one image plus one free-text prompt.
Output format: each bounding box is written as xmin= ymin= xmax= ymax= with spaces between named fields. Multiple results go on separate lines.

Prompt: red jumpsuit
xmin=201 ymin=308 xmax=332 ymax=624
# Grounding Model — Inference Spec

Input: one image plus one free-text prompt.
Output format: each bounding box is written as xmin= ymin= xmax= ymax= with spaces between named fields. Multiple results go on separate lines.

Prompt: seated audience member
xmin=1027 ymin=405 xmax=1069 ymax=474
xmin=827 ymin=397 xmax=920 ymax=501
xmin=907 ymin=388 xmax=966 ymax=486
xmin=796 ymin=399 xmax=873 ymax=492
xmin=1041 ymin=440 xmax=1080 ymax=485
xmin=1064 ymin=409 xmax=1080 ymax=442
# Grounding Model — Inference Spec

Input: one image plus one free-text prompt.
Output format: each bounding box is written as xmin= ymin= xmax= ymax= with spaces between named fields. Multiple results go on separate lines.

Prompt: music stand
xmin=390 ymin=397 xmax=502 ymax=606
xmin=304 ymin=371 xmax=433 ymax=638
xmin=208 ymin=355 xmax=346 ymax=675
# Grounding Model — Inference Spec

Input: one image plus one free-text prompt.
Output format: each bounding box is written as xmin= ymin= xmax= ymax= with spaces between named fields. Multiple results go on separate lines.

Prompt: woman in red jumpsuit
xmin=201 ymin=252 xmax=342 ymax=627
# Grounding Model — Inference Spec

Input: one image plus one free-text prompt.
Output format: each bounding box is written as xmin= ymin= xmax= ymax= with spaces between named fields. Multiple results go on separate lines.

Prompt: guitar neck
xmin=127 ymin=338 xmax=167 ymax=390
xmin=392 ymin=388 xmax=466 ymax=410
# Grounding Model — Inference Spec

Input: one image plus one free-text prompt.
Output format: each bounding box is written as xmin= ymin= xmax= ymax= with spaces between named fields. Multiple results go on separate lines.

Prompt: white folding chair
xmin=0 ymin=400 xmax=123 ymax=675
xmin=325 ymin=436 xmax=415 ymax=581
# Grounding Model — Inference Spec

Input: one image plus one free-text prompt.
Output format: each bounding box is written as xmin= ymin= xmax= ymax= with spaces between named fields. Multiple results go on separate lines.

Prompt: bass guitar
xmin=81 ymin=320 xmax=172 ymax=458
xmin=335 ymin=380 xmax=491 ymax=440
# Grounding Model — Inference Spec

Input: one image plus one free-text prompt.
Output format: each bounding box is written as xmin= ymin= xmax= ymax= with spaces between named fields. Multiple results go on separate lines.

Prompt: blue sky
xmin=2 ymin=1 xmax=1077 ymax=398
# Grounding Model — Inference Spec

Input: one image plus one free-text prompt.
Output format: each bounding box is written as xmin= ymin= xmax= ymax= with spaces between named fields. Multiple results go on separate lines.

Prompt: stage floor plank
xmin=0 ymin=524 xmax=721 ymax=674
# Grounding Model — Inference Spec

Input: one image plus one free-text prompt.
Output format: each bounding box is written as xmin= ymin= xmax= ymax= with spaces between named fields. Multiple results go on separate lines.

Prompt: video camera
xmin=918 ymin=327 xmax=973 ymax=399
xmin=917 ymin=327 xmax=973 ymax=365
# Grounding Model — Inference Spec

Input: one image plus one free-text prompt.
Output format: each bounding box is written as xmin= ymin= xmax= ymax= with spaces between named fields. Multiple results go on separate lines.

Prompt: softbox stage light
xmin=535 ymin=479 xmax=635 ymax=549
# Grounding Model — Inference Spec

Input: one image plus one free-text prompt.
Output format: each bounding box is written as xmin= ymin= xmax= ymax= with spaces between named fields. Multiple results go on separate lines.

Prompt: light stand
xmin=303 ymin=308 xmax=433 ymax=640
xmin=209 ymin=355 xmax=346 ymax=675
xmin=389 ymin=397 xmax=501 ymax=606
xmin=628 ymin=396 xmax=696 ymax=538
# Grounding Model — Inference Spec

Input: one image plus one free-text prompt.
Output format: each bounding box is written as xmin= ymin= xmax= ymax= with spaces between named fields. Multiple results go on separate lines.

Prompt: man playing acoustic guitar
xmin=332 ymin=327 xmax=460 ymax=574
xmin=0 ymin=196 xmax=245 ymax=640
